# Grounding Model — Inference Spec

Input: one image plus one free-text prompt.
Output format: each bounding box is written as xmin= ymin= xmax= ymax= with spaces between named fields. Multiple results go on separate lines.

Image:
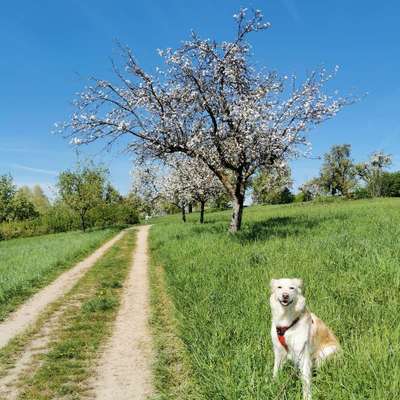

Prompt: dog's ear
xmin=270 ymin=279 xmax=278 ymax=292
xmin=294 ymin=278 xmax=304 ymax=292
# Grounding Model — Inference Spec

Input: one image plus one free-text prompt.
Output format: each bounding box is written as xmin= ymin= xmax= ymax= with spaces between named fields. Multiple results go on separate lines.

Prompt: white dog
xmin=270 ymin=278 xmax=340 ymax=400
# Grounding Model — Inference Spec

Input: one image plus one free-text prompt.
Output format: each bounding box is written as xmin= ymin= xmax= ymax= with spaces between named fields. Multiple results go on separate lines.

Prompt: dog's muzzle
xmin=279 ymin=299 xmax=293 ymax=307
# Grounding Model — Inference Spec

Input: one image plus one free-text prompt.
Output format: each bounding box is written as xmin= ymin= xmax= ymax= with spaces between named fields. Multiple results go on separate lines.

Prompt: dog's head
xmin=270 ymin=278 xmax=303 ymax=307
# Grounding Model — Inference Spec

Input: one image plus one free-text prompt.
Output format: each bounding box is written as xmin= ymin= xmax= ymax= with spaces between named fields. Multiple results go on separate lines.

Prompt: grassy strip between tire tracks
xmin=11 ymin=228 xmax=137 ymax=399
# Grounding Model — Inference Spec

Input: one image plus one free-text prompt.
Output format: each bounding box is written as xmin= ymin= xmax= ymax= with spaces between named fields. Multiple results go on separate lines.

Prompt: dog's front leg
xmin=272 ymin=345 xmax=286 ymax=379
xmin=299 ymin=349 xmax=312 ymax=400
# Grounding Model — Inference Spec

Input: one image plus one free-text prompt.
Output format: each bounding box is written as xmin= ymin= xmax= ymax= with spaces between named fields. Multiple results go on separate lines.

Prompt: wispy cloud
xmin=9 ymin=164 xmax=58 ymax=176
xmin=0 ymin=147 xmax=53 ymax=155
xmin=281 ymin=0 xmax=302 ymax=23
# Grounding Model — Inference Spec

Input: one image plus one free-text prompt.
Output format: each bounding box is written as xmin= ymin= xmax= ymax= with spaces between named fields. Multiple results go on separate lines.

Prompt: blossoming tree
xmin=356 ymin=151 xmax=392 ymax=197
xmin=166 ymin=157 xmax=224 ymax=223
xmin=65 ymin=9 xmax=351 ymax=232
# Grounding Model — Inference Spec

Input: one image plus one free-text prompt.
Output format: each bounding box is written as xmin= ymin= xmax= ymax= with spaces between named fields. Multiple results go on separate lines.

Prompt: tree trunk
xmin=229 ymin=195 xmax=244 ymax=233
xmin=80 ymin=213 xmax=86 ymax=232
xmin=181 ymin=206 xmax=186 ymax=222
xmin=188 ymin=203 xmax=193 ymax=213
xmin=215 ymin=170 xmax=246 ymax=233
xmin=199 ymin=201 xmax=205 ymax=224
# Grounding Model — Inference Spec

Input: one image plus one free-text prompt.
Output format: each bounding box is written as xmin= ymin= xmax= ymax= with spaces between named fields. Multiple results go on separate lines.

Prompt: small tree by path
xmin=58 ymin=165 xmax=107 ymax=231
xmin=64 ymin=8 xmax=353 ymax=232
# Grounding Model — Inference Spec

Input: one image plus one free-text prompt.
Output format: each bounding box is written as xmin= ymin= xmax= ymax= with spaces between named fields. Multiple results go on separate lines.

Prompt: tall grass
xmin=150 ymin=198 xmax=400 ymax=399
xmin=0 ymin=228 xmax=118 ymax=320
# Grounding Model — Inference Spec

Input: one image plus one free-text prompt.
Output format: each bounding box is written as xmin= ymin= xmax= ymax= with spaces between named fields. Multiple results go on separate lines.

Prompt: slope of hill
xmin=149 ymin=198 xmax=400 ymax=399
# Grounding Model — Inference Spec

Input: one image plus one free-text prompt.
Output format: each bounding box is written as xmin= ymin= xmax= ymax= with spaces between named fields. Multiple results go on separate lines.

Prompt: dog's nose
xmin=282 ymin=293 xmax=289 ymax=300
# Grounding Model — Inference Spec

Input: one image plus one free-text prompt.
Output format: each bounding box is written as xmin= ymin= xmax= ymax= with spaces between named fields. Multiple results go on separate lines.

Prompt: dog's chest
xmin=274 ymin=321 xmax=310 ymax=354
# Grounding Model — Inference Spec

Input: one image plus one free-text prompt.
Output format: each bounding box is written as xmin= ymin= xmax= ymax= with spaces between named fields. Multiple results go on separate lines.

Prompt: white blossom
xmin=70 ymin=137 xmax=82 ymax=145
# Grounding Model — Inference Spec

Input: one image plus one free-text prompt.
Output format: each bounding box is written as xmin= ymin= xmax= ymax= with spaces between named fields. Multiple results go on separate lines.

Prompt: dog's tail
xmin=311 ymin=313 xmax=341 ymax=367
xmin=315 ymin=344 xmax=340 ymax=368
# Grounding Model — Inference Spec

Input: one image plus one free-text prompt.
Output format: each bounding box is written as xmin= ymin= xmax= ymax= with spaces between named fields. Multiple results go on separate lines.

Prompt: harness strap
xmin=276 ymin=317 xmax=300 ymax=351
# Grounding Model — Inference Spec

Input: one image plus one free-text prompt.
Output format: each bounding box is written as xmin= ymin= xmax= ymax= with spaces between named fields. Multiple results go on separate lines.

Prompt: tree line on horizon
xmin=251 ymin=144 xmax=399 ymax=205
xmin=0 ymin=163 xmax=140 ymax=240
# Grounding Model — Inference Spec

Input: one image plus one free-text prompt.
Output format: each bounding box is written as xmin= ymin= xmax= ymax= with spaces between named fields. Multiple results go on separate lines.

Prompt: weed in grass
xmin=101 ymin=279 xmax=123 ymax=289
xmin=82 ymin=296 xmax=118 ymax=312
xmin=149 ymin=199 xmax=400 ymax=400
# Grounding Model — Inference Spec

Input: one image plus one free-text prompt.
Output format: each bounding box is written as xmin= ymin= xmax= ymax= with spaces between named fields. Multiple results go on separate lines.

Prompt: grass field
xmin=149 ymin=198 xmax=400 ymax=400
xmin=0 ymin=228 xmax=119 ymax=320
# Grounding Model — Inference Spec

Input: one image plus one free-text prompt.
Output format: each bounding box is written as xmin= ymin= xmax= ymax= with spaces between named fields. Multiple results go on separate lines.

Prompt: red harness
xmin=276 ymin=317 xmax=300 ymax=351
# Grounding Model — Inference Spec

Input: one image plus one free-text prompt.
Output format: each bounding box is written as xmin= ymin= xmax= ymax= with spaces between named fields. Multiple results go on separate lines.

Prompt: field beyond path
xmin=0 ymin=230 xmax=125 ymax=349
xmin=149 ymin=199 xmax=400 ymax=399
xmin=91 ymin=224 xmax=153 ymax=400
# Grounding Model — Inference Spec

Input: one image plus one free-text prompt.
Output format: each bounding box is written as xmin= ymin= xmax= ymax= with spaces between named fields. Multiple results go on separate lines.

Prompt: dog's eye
xmin=289 ymin=287 xmax=295 ymax=290
xmin=277 ymin=286 xmax=282 ymax=289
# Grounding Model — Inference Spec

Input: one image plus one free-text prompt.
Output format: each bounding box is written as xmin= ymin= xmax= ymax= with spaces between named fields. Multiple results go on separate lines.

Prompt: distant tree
xmin=131 ymin=164 xmax=164 ymax=216
xmin=18 ymin=185 xmax=51 ymax=214
xmin=10 ymin=190 xmax=39 ymax=221
xmin=31 ymin=185 xmax=51 ymax=213
xmin=210 ymin=192 xmax=231 ymax=210
xmin=64 ymin=8 xmax=351 ymax=232
xmin=252 ymin=164 xmax=292 ymax=204
xmin=18 ymin=186 xmax=32 ymax=199
xmin=318 ymin=144 xmax=356 ymax=197
xmin=167 ymin=157 xmax=225 ymax=223
xmin=104 ymin=183 xmax=123 ymax=204
xmin=117 ymin=196 xmax=140 ymax=225
xmin=0 ymin=174 xmax=16 ymax=222
xmin=261 ymin=187 xmax=294 ymax=205
xmin=355 ymin=151 xmax=392 ymax=197
xmin=57 ymin=164 xmax=107 ymax=231
xmin=161 ymin=169 xmax=192 ymax=223
xmin=380 ymin=171 xmax=400 ymax=197
xmin=299 ymin=178 xmax=324 ymax=200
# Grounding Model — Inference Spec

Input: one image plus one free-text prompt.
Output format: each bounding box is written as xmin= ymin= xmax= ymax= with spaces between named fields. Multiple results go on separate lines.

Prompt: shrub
xmin=352 ymin=187 xmax=371 ymax=199
xmin=380 ymin=171 xmax=400 ymax=197
xmin=294 ymin=192 xmax=308 ymax=202
xmin=261 ymin=187 xmax=294 ymax=205
xmin=0 ymin=219 xmax=47 ymax=240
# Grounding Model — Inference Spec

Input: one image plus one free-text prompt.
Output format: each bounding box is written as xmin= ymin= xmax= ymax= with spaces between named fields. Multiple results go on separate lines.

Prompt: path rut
xmin=91 ymin=224 xmax=153 ymax=400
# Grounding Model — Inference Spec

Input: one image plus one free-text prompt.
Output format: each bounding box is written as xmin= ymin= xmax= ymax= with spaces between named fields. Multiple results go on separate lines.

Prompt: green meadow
xmin=0 ymin=228 xmax=118 ymax=320
xmin=150 ymin=198 xmax=400 ymax=399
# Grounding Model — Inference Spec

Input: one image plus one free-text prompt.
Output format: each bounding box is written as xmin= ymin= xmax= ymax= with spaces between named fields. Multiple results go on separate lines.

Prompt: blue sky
xmin=1 ymin=0 xmax=399 ymax=196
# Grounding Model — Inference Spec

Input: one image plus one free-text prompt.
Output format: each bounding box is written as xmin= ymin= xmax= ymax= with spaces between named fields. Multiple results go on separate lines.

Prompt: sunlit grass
xmin=150 ymin=198 xmax=400 ymax=399
xmin=0 ymin=228 xmax=119 ymax=320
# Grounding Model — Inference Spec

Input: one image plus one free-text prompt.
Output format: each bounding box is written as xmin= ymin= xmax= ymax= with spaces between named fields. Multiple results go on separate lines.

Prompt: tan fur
xmin=269 ymin=278 xmax=340 ymax=400
xmin=309 ymin=312 xmax=340 ymax=362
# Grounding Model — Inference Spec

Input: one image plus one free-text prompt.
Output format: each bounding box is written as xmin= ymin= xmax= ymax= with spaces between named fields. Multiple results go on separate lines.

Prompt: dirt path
xmin=0 ymin=302 xmax=71 ymax=399
xmin=91 ymin=224 xmax=153 ymax=400
xmin=0 ymin=230 xmax=126 ymax=349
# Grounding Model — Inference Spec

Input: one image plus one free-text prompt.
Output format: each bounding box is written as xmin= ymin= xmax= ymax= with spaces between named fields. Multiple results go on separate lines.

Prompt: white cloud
xmin=9 ymin=163 xmax=58 ymax=176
